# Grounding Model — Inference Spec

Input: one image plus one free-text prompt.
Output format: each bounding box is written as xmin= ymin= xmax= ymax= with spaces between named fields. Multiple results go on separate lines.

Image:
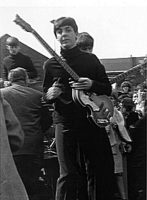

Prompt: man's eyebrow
xmin=60 ymin=26 xmax=72 ymax=29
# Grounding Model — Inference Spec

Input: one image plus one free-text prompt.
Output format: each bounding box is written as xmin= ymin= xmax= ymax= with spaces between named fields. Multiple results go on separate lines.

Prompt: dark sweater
xmin=43 ymin=46 xmax=112 ymax=124
xmin=2 ymin=52 xmax=37 ymax=80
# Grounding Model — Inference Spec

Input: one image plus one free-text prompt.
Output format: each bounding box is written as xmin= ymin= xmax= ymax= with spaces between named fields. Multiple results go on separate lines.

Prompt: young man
xmin=2 ymin=36 xmax=37 ymax=82
xmin=43 ymin=17 xmax=115 ymax=200
xmin=118 ymin=81 xmax=133 ymax=101
xmin=76 ymin=32 xmax=94 ymax=53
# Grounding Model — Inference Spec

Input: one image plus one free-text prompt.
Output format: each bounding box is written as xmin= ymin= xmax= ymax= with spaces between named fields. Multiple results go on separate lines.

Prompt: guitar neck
xmin=32 ymin=30 xmax=79 ymax=81
xmin=14 ymin=15 xmax=147 ymax=86
xmin=110 ymin=63 xmax=145 ymax=84
xmin=32 ymin=29 xmax=145 ymax=85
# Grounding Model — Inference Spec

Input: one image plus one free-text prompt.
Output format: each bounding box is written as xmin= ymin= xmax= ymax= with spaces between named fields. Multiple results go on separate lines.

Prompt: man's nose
xmin=61 ymin=30 xmax=67 ymax=36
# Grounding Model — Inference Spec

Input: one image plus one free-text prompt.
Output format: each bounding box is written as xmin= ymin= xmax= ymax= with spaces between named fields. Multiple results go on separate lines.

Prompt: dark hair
xmin=51 ymin=17 xmax=78 ymax=37
xmin=76 ymin=32 xmax=94 ymax=50
xmin=121 ymin=97 xmax=135 ymax=111
xmin=121 ymin=81 xmax=132 ymax=90
xmin=6 ymin=36 xmax=19 ymax=47
xmin=8 ymin=67 xmax=28 ymax=82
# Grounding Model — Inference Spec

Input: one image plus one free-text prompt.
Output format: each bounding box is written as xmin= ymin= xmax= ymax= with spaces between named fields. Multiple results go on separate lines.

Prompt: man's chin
xmin=61 ymin=44 xmax=75 ymax=50
xmin=61 ymin=44 xmax=70 ymax=49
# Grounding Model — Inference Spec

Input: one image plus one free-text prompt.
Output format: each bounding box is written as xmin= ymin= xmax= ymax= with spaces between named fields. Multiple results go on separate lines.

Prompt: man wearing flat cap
xmin=43 ymin=17 xmax=115 ymax=200
xmin=2 ymin=36 xmax=37 ymax=83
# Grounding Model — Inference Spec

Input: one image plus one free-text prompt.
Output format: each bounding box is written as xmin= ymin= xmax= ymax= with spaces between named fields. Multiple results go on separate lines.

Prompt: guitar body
xmin=14 ymin=14 xmax=146 ymax=127
xmin=72 ymin=89 xmax=114 ymax=127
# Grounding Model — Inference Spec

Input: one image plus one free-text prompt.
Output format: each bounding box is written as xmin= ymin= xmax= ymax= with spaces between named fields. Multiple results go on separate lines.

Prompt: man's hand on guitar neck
xmin=69 ymin=77 xmax=93 ymax=90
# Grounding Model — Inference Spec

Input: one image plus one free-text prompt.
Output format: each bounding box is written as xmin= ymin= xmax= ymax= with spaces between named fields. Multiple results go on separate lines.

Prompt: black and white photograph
xmin=0 ymin=0 xmax=146 ymax=199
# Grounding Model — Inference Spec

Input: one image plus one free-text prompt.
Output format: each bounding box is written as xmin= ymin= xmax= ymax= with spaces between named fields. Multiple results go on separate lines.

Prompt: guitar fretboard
xmin=110 ymin=62 xmax=146 ymax=84
xmin=14 ymin=14 xmax=146 ymax=86
xmin=32 ymin=30 xmax=80 ymax=81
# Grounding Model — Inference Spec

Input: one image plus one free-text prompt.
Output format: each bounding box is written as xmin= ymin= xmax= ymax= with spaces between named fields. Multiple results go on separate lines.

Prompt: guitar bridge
xmin=96 ymin=118 xmax=110 ymax=128
xmin=97 ymin=119 xmax=109 ymax=123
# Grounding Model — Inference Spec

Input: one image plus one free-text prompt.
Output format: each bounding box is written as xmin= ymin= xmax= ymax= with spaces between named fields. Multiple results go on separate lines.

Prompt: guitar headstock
xmin=14 ymin=14 xmax=34 ymax=33
xmin=138 ymin=56 xmax=147 ymax=71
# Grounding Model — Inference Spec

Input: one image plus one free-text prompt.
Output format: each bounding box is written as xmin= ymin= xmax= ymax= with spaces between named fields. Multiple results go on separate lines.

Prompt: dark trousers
xmin=55 ymin=121 xmax=115 ymax=200
xmin=13 ymin=155 xmax=43 ymax=200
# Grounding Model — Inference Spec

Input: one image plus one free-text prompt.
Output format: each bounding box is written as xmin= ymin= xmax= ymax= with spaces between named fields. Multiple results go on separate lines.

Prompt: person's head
xmin=51 ymin=17 xmax=78 ymax=50
xmin=8 ymin=67 xmax=29 ymax=85
xmin=6 ymin=36 xmax=20 ymax=55
xmin=120 ymin=97 xmax=135 ymax=113
xmin=76 ymin=32 xmax=94 ymax=53
xmin=121 ymin=81 xmax=132 ymax=93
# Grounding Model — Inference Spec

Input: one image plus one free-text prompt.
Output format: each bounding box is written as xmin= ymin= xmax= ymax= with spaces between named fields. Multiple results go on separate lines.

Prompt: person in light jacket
xmin=0 ymin=91 xmax=28 ymax=200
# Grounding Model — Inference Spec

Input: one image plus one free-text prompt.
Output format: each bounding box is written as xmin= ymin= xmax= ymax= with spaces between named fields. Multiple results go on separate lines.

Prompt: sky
xmin=0 ymin=0 xmax=147 ymax=59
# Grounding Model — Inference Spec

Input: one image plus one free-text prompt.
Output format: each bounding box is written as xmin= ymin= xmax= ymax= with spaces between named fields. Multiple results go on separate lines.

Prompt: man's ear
xmin=25 ymin=73 xmax=29 ymax=86
xmin=75 ymin=32 xmax=79 ymax=40
xmin=56 ymin=36 xmax=60 ymax=42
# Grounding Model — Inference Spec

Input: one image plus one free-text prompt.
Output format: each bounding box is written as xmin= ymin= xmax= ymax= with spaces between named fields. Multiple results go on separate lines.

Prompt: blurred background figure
xmin=0 ymin=91 xmax=28 ymax=200
xmin=76 ymin=32 xmax=94 ymax=53
xmin=118 ymin=81 xmax=133 ymax=101
xmin=2 ymin=36 xmax=38 ymax=86
xmin=120 ymin=97 xmax=139 ymax=131
xmin=127 ymin=99 xmax=146 ymax=200
xmin=135 ymin=87 xmax=146 ymax=117
xmin=107 ymin=92 xmax=132 ymax=200
xmin=1 ymin=67 xmax=52 ymax=200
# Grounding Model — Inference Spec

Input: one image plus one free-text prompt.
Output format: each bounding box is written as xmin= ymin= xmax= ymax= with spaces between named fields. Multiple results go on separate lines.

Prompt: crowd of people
xmin=0 ymin=16 xmax=146 ymax=200
xmin=107 ymin=81 xmax=146 ymax=200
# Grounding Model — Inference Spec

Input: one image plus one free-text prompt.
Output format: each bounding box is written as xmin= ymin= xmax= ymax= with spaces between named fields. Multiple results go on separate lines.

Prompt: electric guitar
xmin=13 ymin=15 xmax=146 ymax=128
xmin=14 ymin=14 xmax=114 ymax=128
xmin=109 ymin=60 xmax=146 ymax=85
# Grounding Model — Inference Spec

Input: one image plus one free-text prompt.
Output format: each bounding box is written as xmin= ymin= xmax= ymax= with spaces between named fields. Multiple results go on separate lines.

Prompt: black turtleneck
xmin=60 ymin=46 xmax=83 ymax=60
xmin=2 ymin=52 xmax=37 ymax=80
xmin=43 ymin=46 xmax=112 ymax=123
